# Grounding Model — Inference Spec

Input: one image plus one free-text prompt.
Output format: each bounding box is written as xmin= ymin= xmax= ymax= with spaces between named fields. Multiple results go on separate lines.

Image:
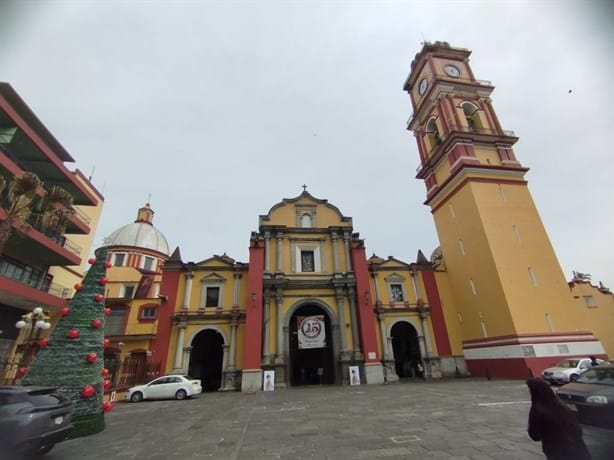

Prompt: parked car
xmin=541 ymin=357 xmax=605 ymax=385
xmin=125 ymin=375 xmax=202 ymax=402
xmin=555 ymin=364 xmax=614 ymax=430
xmin=0 ymin=385 xmax=72 ymax=456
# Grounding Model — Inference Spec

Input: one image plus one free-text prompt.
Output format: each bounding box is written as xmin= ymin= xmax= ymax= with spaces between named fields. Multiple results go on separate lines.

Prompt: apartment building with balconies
xmin=0 ymin=82 xmax=103 ymax=374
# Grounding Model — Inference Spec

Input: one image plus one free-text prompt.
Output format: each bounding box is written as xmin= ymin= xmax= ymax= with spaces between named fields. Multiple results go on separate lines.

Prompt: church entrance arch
xmin=391 ymin=321 xmax=421 ymax=378
xmin=188 ymin=329 xmax=224 ymax=391
xmin=288 ymin=304 xmax=335 ymax=386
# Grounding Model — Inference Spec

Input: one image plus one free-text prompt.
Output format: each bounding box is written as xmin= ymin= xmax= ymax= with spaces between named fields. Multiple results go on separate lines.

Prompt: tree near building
xmin=0 ymin=171 xmax=74 ymax=256
xmin=22 ymin=246 xmax=111 ymax=438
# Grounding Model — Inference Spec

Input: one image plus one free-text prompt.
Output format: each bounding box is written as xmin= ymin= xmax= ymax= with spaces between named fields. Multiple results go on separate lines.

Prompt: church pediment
xmin=259 ymin=190 xmax=352 ymax=230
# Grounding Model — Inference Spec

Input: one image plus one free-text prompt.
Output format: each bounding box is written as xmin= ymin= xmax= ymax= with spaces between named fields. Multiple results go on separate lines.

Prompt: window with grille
xmin=105 ymin=309 xmax=127 ymax=336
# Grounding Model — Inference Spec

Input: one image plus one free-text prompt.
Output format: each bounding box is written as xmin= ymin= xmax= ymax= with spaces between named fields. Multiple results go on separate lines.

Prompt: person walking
xmin=526 ymin=378 xmax=591 ymax=460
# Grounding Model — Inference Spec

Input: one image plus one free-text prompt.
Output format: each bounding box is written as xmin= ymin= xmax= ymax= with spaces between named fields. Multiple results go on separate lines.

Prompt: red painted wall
xmin=243 ymin=238 xmax=264 ymax=370
xmin=422 ymin=270 xmax=452 ymax=356
xmin=151 ymin=268 xmax=181 ymax=372
xmin=350 ymin=241 xmax=380 ymax=363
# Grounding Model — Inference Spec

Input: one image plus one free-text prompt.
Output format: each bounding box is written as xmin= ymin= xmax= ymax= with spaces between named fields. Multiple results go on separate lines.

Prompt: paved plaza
xmin=46 ymin=378 xmax=611 ymax=460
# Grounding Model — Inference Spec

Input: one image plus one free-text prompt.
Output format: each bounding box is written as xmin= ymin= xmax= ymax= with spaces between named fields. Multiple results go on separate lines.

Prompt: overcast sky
xmin=1 ymin=1 xmax=612 ymax=289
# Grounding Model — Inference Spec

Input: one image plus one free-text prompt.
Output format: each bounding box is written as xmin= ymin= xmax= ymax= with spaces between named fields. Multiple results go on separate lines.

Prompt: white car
xmin=541 ymin=358 xmax=605 ymax=385
xmin=125 ymin=375 xmax=202 ymax=402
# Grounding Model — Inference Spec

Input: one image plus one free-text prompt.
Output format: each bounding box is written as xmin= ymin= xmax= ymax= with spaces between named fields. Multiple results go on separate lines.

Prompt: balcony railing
xmin=47 ymin=282 xmax=71 ymax=298
xmin=71 ymin=206 xmax=91 ymax=225
xmin=27 ymin=216 xmax=82 ymax=256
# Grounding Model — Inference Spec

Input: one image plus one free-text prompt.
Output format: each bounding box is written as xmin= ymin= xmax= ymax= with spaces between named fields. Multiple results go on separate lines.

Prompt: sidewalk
xmin=45 ymin=378 xmax=610 ymax=460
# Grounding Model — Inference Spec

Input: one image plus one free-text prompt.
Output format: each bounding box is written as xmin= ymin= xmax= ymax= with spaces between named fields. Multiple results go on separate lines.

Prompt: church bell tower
xmin=403 ymin=41 xmax=605 ymax=378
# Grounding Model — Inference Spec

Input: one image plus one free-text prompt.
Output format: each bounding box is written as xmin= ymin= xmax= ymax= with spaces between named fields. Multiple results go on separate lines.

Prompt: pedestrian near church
xmin=526 ymin=378 xmax=591 ymax=460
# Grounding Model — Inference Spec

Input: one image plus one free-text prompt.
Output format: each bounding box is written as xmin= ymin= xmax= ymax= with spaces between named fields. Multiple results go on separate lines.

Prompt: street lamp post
xmin=15 ymin=307 xmax=52 ymax=371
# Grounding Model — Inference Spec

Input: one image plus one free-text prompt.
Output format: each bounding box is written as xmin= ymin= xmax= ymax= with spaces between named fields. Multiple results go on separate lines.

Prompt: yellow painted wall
xmin=570 ymin=282 xmax=614 ymax=357
xmin=432 ymin=271 xmax=464 ymax=356
xmin=432 ymin=182 xmax=514 ymax=340
xmin=48 ymin=170 xmax=104 ymax=297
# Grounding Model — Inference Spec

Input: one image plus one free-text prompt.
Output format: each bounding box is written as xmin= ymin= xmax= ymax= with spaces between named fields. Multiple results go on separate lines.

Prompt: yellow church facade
xmin=98 ymin=42 xmax=612 ymax=393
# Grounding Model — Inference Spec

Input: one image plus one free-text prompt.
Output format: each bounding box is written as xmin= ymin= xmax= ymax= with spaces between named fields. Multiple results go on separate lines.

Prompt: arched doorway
xmin=188 ymin=329 xmax=224 ymax=391
xmin=391 ymin=321 xmax=421 ymax=378
xmin=289 ymin=305 xmax=335 ymax=386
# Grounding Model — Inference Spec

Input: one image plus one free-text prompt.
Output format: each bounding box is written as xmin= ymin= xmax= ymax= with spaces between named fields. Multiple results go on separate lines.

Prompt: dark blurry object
xmin=0 ymin=385 xmax=72 ymax=456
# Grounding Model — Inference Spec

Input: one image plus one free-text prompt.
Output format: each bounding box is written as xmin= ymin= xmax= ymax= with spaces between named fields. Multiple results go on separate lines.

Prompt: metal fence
xmin=1 ymin=354 xmax=161 ymax=389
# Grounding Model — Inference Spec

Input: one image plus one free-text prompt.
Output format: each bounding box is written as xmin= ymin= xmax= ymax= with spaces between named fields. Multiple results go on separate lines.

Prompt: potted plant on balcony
xmin=0 ymin=172 xmax=73 ymax=255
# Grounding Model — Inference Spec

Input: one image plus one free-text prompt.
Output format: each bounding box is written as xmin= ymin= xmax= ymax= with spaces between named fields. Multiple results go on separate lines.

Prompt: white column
xmin=343 ymin=232 xmax=351 ymax=273
xmin=421 ymin=312 xmax=434 ymax=357
xmin=232 ymin=273 xmax=241 ymax=306
xmin=379 ymin=315 xmax=388 ymax=360
xmin=411 ymin=271 xmax=422 ymax=300
xmin=228 ymin=323 xmax=237 ymax=369
xmin=275 ymin=292 xmax=284 ymax=362
xmin=331 ymin=232 xmax=340 ymax=273
xmin=276 ymin=232 xmax=283 ymax=273
xmin=264 ymin=231 xmax=271 ymax=273
xmin=262 ymin=291 xmax=271 ymax=363
xmin=173 ymin=326 xmax=186 ymax=370
xmin=336 ymin=289 xmax=347 ymax=352
xmin=182 ymin=272 xmax=194 ymax=308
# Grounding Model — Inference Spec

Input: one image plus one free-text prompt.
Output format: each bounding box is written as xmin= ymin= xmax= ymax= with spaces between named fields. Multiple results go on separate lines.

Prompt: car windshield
xmin=556 ymin=360 xmax=579 ymax=368
xmin=576 ymin=368 xmax=614 ymax=385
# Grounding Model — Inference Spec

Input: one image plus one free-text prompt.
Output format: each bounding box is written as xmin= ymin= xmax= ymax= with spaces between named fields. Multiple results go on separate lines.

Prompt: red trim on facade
xmin=462 ymin=331 xmax=595 ymax=346
xmin=466 ymin=354 xmax=609 ymax=380
xmin=0 ymin=96 xmax=98 ymax=206
xmin=150 ymin=268 xmax=181 ymax=373
xmin=429 ymin=176 xmax=528 ymax=212
xmin=243 ymin=239 xmax=265 ymax=369
xmin=0 ymin=275 xmax=68 ymax=310
xmin=421 ymin=270 xmax=452 ymax=356
xmin=350 ymin=240 xmax=379 ymax=363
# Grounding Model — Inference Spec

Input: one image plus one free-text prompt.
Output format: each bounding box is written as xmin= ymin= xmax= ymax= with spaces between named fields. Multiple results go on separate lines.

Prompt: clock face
xmin=418 ymin=78 xmax=428 ymax=96
xmin=444 ymin=64 xmax=460 ymax=77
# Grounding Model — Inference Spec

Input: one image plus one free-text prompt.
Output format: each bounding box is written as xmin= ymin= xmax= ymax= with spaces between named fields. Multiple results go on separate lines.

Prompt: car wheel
xmin=569 ymin=374 xmax=579 ymax=382
xmin=175 ymin=389 xmax=187 ymax=400
xmin=131 ymin=391 xmax=143 ymax=402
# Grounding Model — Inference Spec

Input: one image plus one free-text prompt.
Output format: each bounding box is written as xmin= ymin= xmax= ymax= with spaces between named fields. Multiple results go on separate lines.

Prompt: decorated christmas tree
xmin=22 ymin=246 xmax=113 ymax=438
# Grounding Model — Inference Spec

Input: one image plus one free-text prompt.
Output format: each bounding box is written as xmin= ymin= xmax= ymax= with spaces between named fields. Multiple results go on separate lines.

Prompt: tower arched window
xmin=425 ymin=117 xmax=442 ymax=152
xmin=461 ymin=102 xmax=482 ymax=132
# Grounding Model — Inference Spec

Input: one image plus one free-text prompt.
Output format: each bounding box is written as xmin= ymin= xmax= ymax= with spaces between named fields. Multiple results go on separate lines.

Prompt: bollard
xmin=486 ymin=367 xmax=491 ymax=381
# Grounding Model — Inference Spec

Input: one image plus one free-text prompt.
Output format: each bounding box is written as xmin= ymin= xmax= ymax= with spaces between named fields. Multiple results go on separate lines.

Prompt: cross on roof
xmin=302 ymin=184 xmax=307 ymax=192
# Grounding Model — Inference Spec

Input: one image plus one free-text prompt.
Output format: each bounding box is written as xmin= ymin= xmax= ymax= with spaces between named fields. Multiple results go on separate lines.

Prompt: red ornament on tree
xmin=67 ymin=329 xmax=80 ymax=339
xmin=104 ymin=261 xmax=112 ymax=269
xmin=101 ymin=368 xmax=110 ymax=377
xmin=74 ymin=283 xmax=83 ymax=291
xmin=102 ymin=401 xmax=114 ymax=413
xmin=91 ymin=319 xmax=102 ymax=329
xmin=86 ymin=352 xmax=98 ymax=363
xmin=104 ymin=308 xmax=111 ymax=316
xmin=81 ymin=385 xmax=95 ymax=398
xmin=88 ymin=258 xmax=96 ymax=265
xmin=37 ymin=338 xmax=50 ymax=348
xmin=16 ymin=367 xmax=28 ymax=378
xmin=103 ymin=379 xmax=111 ymax=390
xmin=59 ymin=307 xmax=70 ymax=317
xmin=99 ymin=277 xmax=108 ymax=285
xmin=103 ymin=338 xmax=110 ymax=346
xmin=95 ymin=294 xmax=104 ymax=303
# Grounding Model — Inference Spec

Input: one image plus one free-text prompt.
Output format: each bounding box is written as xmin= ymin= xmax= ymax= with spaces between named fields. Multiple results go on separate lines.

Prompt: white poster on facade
xmin=349 ymin=366 xmax=360 ymax=386
xmin=263 ymin=370 xmax=275 ymax=391
xmin=297 ymin=315 xmax=326 ymax=349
